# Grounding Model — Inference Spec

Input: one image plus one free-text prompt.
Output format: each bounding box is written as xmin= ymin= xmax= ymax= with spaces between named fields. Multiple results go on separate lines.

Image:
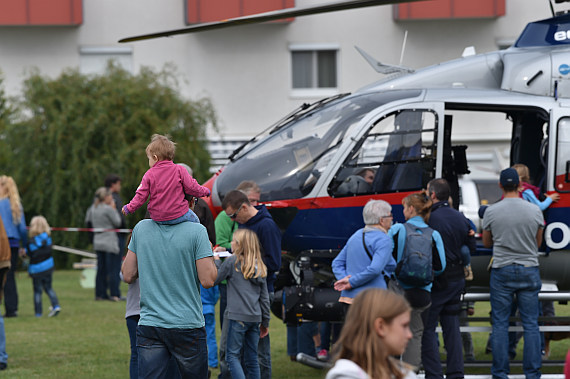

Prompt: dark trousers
xmin=3 ymin=247 xmax=18 ymax=315
xmin=422 ymin=278 xmax=465 ymax=379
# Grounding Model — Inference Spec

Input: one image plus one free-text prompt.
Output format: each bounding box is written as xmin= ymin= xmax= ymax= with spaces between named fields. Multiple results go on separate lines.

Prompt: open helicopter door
xmin=551 ymin=107 xmax=570 ymax=194
xmin=325 ymin=100 xmax=445 ymax=208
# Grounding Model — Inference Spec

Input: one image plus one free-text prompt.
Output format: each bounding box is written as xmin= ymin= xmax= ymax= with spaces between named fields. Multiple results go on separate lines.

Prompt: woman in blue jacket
xmin=388 ymin=192 xmax=446 ymax=371
xmin=332 ymin=199 xmax=396 ymax=309
xmin=0 ymin=175 xmax=27 ymax=318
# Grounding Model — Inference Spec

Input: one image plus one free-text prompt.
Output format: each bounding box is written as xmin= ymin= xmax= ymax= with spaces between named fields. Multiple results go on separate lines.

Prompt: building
xmin=0 ymin=0 xmax=553 ymax=175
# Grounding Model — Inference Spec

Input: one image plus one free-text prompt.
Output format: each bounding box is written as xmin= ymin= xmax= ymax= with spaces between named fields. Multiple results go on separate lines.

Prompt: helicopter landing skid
xmin=295 ymin=353 xmax=332 ymax=369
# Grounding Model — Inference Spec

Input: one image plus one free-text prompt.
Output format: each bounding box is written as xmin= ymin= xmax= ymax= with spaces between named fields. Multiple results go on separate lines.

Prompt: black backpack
xmin=395 ymin=223 xmax=435 ymax=287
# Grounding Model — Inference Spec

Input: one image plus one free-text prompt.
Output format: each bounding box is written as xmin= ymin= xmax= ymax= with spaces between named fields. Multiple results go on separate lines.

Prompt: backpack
xmin=395 ymin=223 xmax=435 ymax=287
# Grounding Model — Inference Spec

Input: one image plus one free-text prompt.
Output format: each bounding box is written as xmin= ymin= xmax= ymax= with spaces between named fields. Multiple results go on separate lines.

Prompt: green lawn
xmin=3 ymin=270 xmax=569 ymax=377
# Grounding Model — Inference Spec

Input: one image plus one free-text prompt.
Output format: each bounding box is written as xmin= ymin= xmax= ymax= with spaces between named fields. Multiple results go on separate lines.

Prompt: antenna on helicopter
xmin=399 ymin=30 xmax=408 ymax=66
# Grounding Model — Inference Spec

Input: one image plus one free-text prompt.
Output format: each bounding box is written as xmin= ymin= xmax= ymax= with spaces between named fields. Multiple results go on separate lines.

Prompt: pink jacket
xmin=124 ymin=160 xmax=210 ymax=221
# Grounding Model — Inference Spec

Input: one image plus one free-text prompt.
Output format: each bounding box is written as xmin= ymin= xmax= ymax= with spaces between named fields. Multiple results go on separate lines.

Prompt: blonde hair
xmin=29 ymin=216 xmax=51 ymax=238
xmin=231 ymin=229 xmax=267 ymax=280
xmin=0 ymin=175 xmax=23 ymax=222
xmin=145 ymin=134 xmax=176 ymax=161
xmin=332 ymin=289 xmax=411 ymax=379
xmin=512 ymin=163 xmax=530 ymax=184
xmin=402 ymin=190 xmax=432 ymax=222
xmin=94 ymin=187 xmax=111 ymax=207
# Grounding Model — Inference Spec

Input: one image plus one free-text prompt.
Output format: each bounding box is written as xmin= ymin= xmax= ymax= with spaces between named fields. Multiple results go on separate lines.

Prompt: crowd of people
xmin=0 ymin=129 xmax=565 ymax=378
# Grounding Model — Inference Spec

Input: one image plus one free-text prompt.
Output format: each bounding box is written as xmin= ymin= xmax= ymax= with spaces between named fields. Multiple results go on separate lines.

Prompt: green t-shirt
xmin=214 ymin=211 xmax=238 ymax=250
xmin=129 ymin=219 xmax=213 ymax=329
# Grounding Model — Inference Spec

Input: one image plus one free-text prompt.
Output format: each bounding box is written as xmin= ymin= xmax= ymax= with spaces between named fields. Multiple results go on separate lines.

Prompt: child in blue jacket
xmin=26 ymin=216 xmax=60 ymax=317
xmin=201 ymin=283 xmax=220 ymax=368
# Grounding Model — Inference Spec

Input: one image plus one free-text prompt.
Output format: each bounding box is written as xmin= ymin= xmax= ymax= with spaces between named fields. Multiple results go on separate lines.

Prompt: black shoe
xmin=0 ymin=362 xmax=7 ymax=370
xmin=4 ymin=312 xmax=17 ymax=318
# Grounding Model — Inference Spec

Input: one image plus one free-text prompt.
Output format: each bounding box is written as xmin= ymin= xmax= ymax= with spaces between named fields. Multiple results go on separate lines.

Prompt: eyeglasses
xmin=381 ymin=214 xmax=393 ymax=219
xmin=228 ymin=203 xmax=245 ymax=220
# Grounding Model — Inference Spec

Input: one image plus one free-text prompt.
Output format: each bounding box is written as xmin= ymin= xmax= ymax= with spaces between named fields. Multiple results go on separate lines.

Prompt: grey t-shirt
xmin=483 ymin=197 xmax=544 ymax=268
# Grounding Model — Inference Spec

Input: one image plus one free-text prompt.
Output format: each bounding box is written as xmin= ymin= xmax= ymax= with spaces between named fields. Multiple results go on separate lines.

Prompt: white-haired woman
xmin=332 ymin=199 xmax=396 ymax=309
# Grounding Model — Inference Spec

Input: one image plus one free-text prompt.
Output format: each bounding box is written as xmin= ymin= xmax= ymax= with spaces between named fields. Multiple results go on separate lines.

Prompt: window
xmin=394 ymin=0 xmax=505 ymax=20
xmin=555 ymin=117 xmax=570 ymax=193
xmin=329 ymin=109 xmax=437 ymax=197
xmin=290 ymin=44 xmax=338 ymax=96
xmin=79 ymin=47 xmax=133 ymax=75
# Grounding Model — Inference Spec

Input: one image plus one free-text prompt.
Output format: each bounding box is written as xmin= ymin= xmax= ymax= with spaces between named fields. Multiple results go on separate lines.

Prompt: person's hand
xmin=121 ymin=207 xmax=127 ymax=216
xmin=213 ymin=246 xmax=227 ymax=252
xmin=334 ymin=276 xmax=352 ymax=291
xmin=467 ymin=307 xmax=475 ymax=316
xmin=468 ymin=229 xmax=475 ymax=237
xmin=260 ymin=325 xmax=269 ymax=339
xmin=548 ymin=192 xmax=560 ymax=203
xmin=18 ymin=247 xmax=26 ymax=257
xmin=213 ymin=254 xmax=220 ymax=261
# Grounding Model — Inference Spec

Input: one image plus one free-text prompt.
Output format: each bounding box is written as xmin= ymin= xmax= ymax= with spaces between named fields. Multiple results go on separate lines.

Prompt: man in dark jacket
xmin=222 ymin=189 xmax=281 ymax=379
xmin=422 ymin=178 xmax=476 ymax=379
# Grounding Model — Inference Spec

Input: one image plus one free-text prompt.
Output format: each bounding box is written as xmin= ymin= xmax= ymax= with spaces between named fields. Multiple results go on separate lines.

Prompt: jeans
xmin=227 ymin=320 xmax=260 ymax=379
xmin=205 ymin=313 xmax=218 ymax=367
xmin=156 ymin=210 xmax=200 ymax=225
xmin=32 ymin=272 xmax=59 ymax=316
xmin=137 ymin=325 xmax=208 ymax=379
xmin=319 ymin=321 xmax=341 ymax=351
xmin=258 ymin=292 xmax=274 ymax=379
xmin=4 ymin=246 xmax=18 ymax=315
xmin=126 ymin=315 xmax=140 ymax=379
xmin=0 ymin=268 xmax=9 ymax=363
xmin=422 ymin=278 xmax=465 ymax=379
xmin=287 ymin=322 xmax=317 ymax=357
xmin=95 ymin=251 xmax=122 ymax=299
xmin=490 ymin=265 xmax=541 ymax=379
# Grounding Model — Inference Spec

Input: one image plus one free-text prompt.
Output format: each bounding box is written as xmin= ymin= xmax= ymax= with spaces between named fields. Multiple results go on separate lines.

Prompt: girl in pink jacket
xmin=122 ymin=134 xmax=210 ymax=223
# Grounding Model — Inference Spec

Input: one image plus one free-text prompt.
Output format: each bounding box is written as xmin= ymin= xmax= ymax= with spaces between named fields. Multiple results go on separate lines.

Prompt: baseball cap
xmin=499 ymin=168 xmax=520 ymax=187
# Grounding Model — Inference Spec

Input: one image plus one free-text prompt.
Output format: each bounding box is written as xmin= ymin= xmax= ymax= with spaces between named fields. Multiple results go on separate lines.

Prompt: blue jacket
xmin=240 ymin=205 xmax=282 ymax=292
xmin=388 ymin=216 xmax=446 ymax=292
xmin=26 ymin=232 xmax=55 ymax=276
xmin=200 ymin=284 xmax=220 ymax=315
xmin=0 ymin=198 xmax=27 ymax=247
xmin=332 ymin=227 xmax=396 ymax=299
xmin=429 ymin=201 xmax=476 ymax=280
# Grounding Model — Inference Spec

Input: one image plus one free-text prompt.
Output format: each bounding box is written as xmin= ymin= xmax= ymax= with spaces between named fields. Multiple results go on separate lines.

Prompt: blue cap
xmin=500 ymin=168 xmax=520 ymax=187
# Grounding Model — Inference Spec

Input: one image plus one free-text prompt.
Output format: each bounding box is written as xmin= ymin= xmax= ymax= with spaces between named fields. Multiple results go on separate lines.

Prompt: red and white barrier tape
xmin=49 ymin=227 xmax=132 ymax=233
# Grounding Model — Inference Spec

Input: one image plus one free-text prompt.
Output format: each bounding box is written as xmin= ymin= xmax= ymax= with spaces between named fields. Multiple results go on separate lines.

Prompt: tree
xmin=0 ymin=63 xmax=217 ymax=267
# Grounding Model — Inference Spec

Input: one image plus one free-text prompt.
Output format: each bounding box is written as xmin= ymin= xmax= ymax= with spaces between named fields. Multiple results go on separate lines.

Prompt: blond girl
xmin=26 ymin=216 xmax=60 ymax=317
xmin=327 ymin=288 xmax=417 ymax=379
xmin=214 ymin=229 xmax=270 ymax=379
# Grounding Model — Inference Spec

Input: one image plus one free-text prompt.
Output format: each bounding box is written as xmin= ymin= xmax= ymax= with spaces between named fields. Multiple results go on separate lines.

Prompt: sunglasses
xmin=228 ymin=202 xmax=245 ymax=219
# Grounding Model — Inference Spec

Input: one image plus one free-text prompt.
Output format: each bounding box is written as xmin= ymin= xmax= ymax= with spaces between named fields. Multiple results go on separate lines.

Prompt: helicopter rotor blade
xmin=119 ymin=0 xmax=425 ymax=43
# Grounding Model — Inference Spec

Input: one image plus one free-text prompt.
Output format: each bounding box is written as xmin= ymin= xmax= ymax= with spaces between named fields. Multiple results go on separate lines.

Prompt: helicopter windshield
xmin=215 ymin=90 xmax=421 ymax=201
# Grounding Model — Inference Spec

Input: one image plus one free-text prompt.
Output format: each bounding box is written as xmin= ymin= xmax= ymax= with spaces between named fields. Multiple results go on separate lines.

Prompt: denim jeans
xmin=258 ymin=292 xmax=274 ymax=379
xmin=227 ymin=320 xmax=261 ymax=379
xmin=32 ymin=272 xmax=59 ymax=316
xmin=126 ymin=315 xmax=139 ymax=379
xmin=490 ymin=265 xmax=541 ymax=379
xmin=137 ymin=325 xmax=208 ymax=379
xmin=287 ymin=322 xmax=317 ymax=357
xmin=95 ymin=251 xmax=122 ymax=299
xmin=205 ymin=313 xmax=218 ymax=367
xmin=4 ymin=246 xmax=19 ymax=315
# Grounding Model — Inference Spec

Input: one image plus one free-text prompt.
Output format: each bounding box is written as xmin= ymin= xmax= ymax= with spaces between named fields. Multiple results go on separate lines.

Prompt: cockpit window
xmin=329 ymin=109 xmax=437 ymax=196
xmin=215 ymin=90 xmax=422 ymax=201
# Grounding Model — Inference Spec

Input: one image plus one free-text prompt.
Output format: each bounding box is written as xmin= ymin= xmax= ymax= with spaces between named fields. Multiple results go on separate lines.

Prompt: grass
xmin=3 ymin=270 xmax=570 ymax=377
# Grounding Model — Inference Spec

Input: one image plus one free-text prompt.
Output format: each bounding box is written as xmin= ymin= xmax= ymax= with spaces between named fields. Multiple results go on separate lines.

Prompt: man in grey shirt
xmin=482 ymin=167 xmax=544 ymax=379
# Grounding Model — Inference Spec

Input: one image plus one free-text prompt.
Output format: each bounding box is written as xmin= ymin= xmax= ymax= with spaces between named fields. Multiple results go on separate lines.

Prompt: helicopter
xmin=121 ymin=0 xmax=570 ymax=323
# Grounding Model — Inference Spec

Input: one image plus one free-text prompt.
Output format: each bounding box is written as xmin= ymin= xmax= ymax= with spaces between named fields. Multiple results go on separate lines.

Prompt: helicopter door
xmin=329 ymin=104 xmax=443 ymax=197
xmin=553 ymin=115 xmax=570 ymax=193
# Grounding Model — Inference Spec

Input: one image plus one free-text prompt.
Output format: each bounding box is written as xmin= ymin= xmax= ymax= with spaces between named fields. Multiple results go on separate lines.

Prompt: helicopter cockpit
xmin=213 ymin=90 xmax=421 ymax=201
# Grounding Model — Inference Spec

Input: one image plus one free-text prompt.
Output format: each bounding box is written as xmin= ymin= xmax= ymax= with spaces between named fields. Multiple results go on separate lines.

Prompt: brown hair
xmin=512 ymin=163 xmax=530 ymax=184
xmin=145 ymin=134 xmax=176 ymax=161
xmin=332 ymin=289 xmax=411 ymax=379
xmin=29 ymin=215 xmax=51 ymax=238
xmin=402 ymin=190 xmax=432 ymax=222
xmin=231 ymin=229 xmax=267 ymax=279
xmin=0 ymin=176 xmax=23 ymax=222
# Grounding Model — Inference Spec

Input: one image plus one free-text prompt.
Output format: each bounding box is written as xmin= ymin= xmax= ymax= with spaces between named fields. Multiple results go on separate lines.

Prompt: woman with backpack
xmin=388 ymin=192 xmax=446 ymax=371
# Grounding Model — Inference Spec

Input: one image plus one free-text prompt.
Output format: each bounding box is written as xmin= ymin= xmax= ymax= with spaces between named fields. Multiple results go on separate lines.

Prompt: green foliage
xmin=0 ymin=63 xmax=216 ymax=267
